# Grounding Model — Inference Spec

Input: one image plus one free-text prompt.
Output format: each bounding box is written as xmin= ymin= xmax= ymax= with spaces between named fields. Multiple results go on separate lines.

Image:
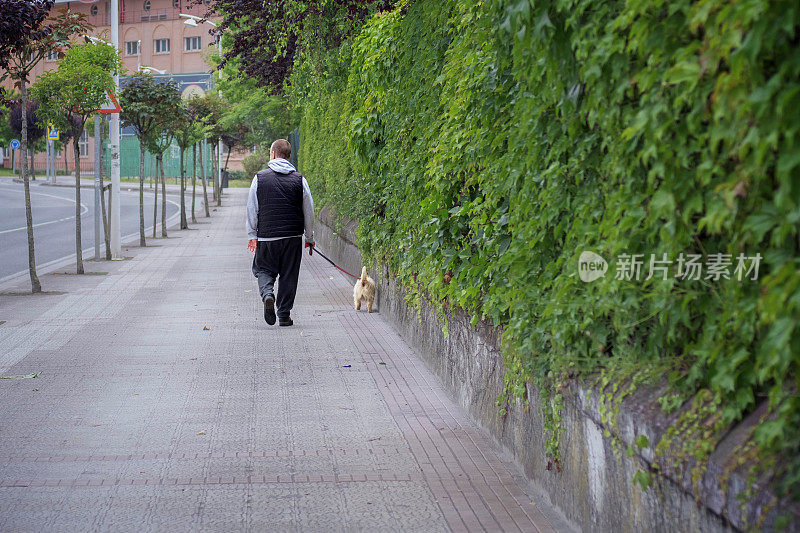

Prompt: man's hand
xmin=304 ymin=239 xmax=315 ymax=255
xmin=248 ymin=239 xmax=257 ymax=253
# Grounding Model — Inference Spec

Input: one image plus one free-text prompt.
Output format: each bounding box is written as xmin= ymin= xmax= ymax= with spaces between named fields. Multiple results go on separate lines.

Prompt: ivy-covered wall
xmin=293 ymin=0 xmax=800 ymax=509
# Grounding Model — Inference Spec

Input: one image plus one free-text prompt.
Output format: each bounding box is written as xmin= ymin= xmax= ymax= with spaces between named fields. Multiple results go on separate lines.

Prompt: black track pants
xmin=251 ymin=237 xmax=303 ymax=320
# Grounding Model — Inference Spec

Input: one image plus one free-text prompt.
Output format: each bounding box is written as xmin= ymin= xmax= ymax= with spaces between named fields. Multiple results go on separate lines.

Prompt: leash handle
xmin=305 ymin=241 xmax=314 ymax=256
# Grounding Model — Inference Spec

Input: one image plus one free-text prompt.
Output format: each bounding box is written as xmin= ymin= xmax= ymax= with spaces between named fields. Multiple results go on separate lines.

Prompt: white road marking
xmin=0 ymin=184 xmax=88 ymax=235
xmin=0 ymin=181 xmax=184 ymax=288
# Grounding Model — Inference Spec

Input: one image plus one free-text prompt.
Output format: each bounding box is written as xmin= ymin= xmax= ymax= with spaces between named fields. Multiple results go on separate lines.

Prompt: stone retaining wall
xmin=316 ymin=207 xmax=798 ymax=532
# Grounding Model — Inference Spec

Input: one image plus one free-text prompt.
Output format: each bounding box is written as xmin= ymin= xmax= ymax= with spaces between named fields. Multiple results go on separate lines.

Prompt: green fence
xmin=102 ymin=135 xmax=213 ymax=180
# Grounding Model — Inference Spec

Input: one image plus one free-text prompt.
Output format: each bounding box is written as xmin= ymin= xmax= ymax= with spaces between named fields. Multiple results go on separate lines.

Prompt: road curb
xmin=11 ymin=177 xmax=207 ymax=195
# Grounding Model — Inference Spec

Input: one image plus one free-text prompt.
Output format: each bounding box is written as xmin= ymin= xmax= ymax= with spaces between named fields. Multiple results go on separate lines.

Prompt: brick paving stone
xmin=0 ymin=189 xmax=573 ymax=532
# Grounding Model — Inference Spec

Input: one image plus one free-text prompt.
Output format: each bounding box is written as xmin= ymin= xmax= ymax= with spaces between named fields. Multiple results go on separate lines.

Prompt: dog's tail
xmin=360 ymin=266 xmax=368 ymax=286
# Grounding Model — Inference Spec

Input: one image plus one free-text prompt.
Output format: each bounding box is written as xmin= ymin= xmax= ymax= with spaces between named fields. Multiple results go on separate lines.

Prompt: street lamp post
xmin=180 ymin=13 xmax=222 ymax=205
xmin=110 ymin=0 xmax=122 ymax=259
xmin=139 ymin=65 xmax=167 ymax=75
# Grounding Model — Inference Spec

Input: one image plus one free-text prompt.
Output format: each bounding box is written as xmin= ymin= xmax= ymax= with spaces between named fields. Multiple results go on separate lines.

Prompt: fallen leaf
xmin=203 ymin=326 xmax=210 ymax=331
xmin=198 ymin=431 xmax=205 ymax=436
xmin=378 ymin=362 xmax=386 ymax=365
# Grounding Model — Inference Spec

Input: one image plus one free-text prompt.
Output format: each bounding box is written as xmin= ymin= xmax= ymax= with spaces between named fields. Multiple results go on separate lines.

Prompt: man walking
xmin=247 ymin=139 xmax=314 ymax=326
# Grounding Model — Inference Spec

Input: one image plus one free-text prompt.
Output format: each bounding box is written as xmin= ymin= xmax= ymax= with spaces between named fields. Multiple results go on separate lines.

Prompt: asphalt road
xmin=0 ymin=177 xmax=181 ymax=281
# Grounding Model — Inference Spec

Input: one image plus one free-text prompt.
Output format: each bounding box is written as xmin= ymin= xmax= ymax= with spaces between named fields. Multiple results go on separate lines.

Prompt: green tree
xmin=191 ymin=92 xmax=226 ymax=208
xmin=33 ymin=41 xmax=121 ymax=275
xmin=119 ymin=73 xmax=181 ymax=246
xmin=173 ymin=101 xmax=203 ymax=230
xmin=186 ymin=96 xmax=214 ymax=219
xmin=144 ymin=87 xmax=182 ymax=239
xmin=0 ymin=2 xmax=89 ymax=292
xmin=215 ymin=55 xmax=293 ymax=151
xmin=206 ymin=0 xmax=393 ymax=93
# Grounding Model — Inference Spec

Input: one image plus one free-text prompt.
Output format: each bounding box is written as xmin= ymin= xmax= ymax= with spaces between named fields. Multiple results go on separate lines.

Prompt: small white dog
xmin=353 ymin=266 xmax=376 ymax=313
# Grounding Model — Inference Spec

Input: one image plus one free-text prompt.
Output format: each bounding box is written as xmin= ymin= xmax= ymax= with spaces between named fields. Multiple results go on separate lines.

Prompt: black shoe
xmin=263 ymin=296 xmax=276 ymax=325
xmin=279 ymin=317 xmax=293 ymax=327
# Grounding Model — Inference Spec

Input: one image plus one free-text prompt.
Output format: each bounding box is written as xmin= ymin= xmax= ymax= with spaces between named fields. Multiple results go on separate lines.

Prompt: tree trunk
xmin=153 ymin=157 xmax=159 ymax=239
xmin=200 ymin=141 xmax=210 ymax=217
xmin=211 ymin=147 xmax=217 ymax=202
xmin=29 ymin=147 xmax=36 ymax=180
xmin=179 ymin=146 xmax=187 ymax=229
xmin=19 ymin=80 xmax=41 ymax=293
xmin=218 ymin=144 xmax=225 ymax=206
xmin=100 ymin=179 xmax=111 ymax=260
xmin=191 ymin=143 xmax=197 ymax=224
xmin=139 ymin=146 xmax=146 ymax=247
xmin=160 ymin=156 xmax=167 ymax=238
xmin=73 ymin=130 xmax=84 ymax=275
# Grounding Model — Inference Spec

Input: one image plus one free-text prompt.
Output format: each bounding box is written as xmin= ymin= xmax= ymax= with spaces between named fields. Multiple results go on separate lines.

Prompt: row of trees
xmin=118 ymin=72 xmax=221 ymax=248
xmin=32 ymin=49 xmax=226 ymax=275
xmin=1 ymin=1 xmax=228 ymax=292
xmin=1 ymin=0 xmax=295 ymax=294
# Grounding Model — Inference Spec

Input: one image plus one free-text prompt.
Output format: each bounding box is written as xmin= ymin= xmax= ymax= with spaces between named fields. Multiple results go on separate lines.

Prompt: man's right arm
xmin=301 ymin=177 xmax=315 ymax=246
xmin=246 ymin=175 xmax=259 ymax=241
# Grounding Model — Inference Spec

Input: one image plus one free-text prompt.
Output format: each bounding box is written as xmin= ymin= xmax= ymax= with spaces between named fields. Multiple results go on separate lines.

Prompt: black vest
xmin=256 ymin=168 xmax=305 ymax=239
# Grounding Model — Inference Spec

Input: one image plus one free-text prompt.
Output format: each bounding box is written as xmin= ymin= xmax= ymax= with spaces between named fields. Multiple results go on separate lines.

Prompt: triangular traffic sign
xmin=95 ymin=88 xmax=122 ymax=114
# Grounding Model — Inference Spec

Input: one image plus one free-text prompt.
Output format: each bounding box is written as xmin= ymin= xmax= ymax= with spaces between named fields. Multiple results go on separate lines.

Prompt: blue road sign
xmin=10 ymin=139 xmax=20 ymax=150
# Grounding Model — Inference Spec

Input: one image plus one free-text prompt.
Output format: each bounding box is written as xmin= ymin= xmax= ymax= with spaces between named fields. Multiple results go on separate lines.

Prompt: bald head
xmin=270 ymin=139 xmax=291 ymax=160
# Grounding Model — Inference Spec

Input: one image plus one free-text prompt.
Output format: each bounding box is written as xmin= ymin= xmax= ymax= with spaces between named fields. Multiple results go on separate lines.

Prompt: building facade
xmin=1 ymin=0 xmax=245 ymax=176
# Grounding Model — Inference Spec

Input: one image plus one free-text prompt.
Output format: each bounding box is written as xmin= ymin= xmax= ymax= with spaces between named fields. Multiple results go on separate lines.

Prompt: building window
xmin=154 ymin=38 xmax=170 ymax=54
xmin=46 ymin=49 xmax=58 ymax=61
xmin=90 ymin=5 xmax=98 ymax=15
xmin=143 ymin=0 xmax=150 ymax=10
xmin=125 ymin=41 xmax=140 ymax=56
xmin=79 ymin=130 xmax=89 ymax=158
xmin=184 ymin=36 xmax=201 ymax=51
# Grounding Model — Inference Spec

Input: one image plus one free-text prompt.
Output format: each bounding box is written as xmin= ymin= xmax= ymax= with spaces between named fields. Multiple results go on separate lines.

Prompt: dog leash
xmin=306 ymin=243 xmax=360 ymax=280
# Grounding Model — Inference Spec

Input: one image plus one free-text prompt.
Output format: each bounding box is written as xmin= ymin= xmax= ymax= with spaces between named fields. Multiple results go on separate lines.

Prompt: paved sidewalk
xmin=0 ymin=189 xmax=571 ymax=532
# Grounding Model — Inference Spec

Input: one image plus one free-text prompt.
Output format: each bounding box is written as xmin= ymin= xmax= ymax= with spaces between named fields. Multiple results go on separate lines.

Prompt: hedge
xmin=293 ymin=0 xmax=800 ymax=506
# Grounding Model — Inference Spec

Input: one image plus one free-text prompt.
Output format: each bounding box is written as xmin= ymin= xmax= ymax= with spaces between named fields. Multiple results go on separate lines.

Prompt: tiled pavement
xmin=0 ymin=189 xmax=573 ymax=532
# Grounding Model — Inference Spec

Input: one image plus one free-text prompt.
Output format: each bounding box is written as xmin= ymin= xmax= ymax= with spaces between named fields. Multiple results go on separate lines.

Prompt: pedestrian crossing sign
xmin=47 ymin=123 xmax=59 ymax=141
